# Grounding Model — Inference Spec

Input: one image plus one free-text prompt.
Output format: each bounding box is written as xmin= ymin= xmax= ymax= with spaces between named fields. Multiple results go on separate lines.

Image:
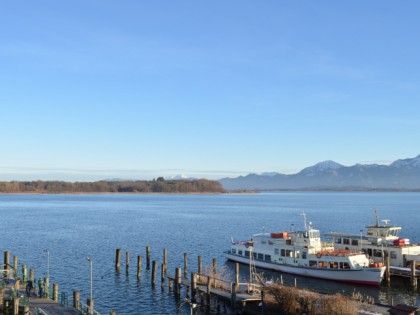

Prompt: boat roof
xmin=324 ymin=232 xmax=369 ymax=240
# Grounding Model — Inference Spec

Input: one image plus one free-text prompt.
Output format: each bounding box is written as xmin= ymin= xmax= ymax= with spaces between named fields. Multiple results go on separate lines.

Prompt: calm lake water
xmin=1 ymin=192 xmax=419 ymax=314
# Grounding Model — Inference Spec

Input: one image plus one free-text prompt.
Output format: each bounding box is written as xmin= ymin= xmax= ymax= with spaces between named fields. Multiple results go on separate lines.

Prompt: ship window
xmin=367 ymin=248 xmax=372 ymax=256
xmin=340 ymin=262 xmax=350 ymax=269
xmin=343 ymin=238 xmax=350 ymax=245
xmin=351 ymin=240 xmax=358 ymax=246
xmin=319 ymin=261 xmax=328 ymax=268
xmin=274 ymin=249 xmax=279 ymax=255
xmin=257 ymin=253 xmax=264 ymax=260
xmin=373 ymin=249 xmax=382 ymax=258
xmin=238 ymin=250 xmax=242 ymax=255
xmin=335 ymin=238 xmax=342 ymax=244
xmin=295 ymin=251 xmax=300 ymax=259
xmin=302 ymin=252 xmax=307 ymax=259
xmin=231 ymin=249 xmax=236 ymax=254
xmin=281 ymin=249 xmax=286 ymax=257
xmin=390 ymin=251 xmax=397 ymax=259
xmin=245 ymin=251 xmax=250 ymax=257
xmin=286 ymin=250 xmax=292 ymax=257
xmin=265 ymin=255 xmax=271 ymax=262
xmin=309 ymin=260 xmax=317 ymax=267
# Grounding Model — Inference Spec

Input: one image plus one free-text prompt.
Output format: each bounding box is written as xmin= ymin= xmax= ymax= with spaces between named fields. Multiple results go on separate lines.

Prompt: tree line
xmin=0 ymin=179 xmax=225 ymax=194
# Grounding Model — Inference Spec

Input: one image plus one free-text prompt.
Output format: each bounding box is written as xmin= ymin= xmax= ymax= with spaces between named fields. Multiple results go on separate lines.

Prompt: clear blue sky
xmin=1 ymin=1 xmax=419 ymax=181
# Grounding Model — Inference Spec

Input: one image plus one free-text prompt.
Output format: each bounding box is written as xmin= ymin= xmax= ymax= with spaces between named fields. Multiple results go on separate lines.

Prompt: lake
xmin=0 ymin=192 xmax=419 ymax=314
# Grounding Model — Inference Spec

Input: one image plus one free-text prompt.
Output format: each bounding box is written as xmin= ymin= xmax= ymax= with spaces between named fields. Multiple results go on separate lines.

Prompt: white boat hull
xmin=224 ymin=252 xmax=385 ymax=286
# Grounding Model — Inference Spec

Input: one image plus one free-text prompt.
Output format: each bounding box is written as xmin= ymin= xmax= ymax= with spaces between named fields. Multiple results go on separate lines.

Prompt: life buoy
xmin=316 ymin=252 xmax=322 ymax=259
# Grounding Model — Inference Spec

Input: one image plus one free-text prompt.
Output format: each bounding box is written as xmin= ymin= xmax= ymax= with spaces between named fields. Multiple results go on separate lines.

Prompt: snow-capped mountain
xmin=219 ymin=155 xmax=420 ymax=191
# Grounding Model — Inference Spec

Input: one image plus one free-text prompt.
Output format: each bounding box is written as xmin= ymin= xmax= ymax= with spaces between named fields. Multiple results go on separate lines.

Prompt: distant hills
xmin=219 ymin=155 xmax=420 ymax=191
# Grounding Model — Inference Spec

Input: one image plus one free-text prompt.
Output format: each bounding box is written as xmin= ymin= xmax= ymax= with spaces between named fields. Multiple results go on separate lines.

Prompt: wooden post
xmin=184 ymin=253 xmax=188 ymax=277
xmin=411 ymin=260 xmax=417 ymax=288
xmin=230 ymin=282 xmax=236 ymax=308
xmin=53 ymin=283 xmax=59 ymax=301
xmin=126 ymin=251 xmax=130 ymax=274
xmin=73 ymin=290 xmax=80 ymax=310
xmin=294 ymin=278 xmax=297 ymax=287
xmin=152 ymin=260 xmax=157 ymax=286
xmin=161 ymin=264 xmax=166 ymax=289
xmin=385 ymin=252 xmax=391 ymax=285
xmin=13 ymin=256 xmax=18 ymax=278
xmin=12 ymin=297 xmax=19 ymax=315
xmin=22 ymin=264 xmax=27 ymax=283
xmin=137 ymin=256 xmax=142 ymax=279
xmin=163 ymin=248 xmax=167 ymax=266
xmin=191 ymin=272 xmax=197 ymax=303
xmin=175 ymin=267 xmax=181 ymax=296
xmin=115 ymin=248 xmax=121 ymax=272
xmin=29 ymin=268 xmax=34 ymax=282
xmin=235 ymin=262 xmax=239 ymax=284
xmin=206 ymin=276 xmax=211 ymax=305
xmin=146 ymin=246 xmax=151 ymax=270
xmin=87 ymin=298 xmax=94 ymax=315
xmin=4 ymin=251 xmax=10 ymax=278
xmin=23 ymin=305 xmax=29 ymax=315
xmin=110 ymin=311 xmax=116 ymax=315
xmin=212 ymin=258 xmax=217 ymax=287
xmin=198 ymin=256 xmax=202 ymax=275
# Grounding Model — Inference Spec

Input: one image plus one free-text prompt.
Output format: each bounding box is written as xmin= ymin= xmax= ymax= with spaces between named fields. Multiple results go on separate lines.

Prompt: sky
xmin=1 ymin=1 xmax=419 ymax=181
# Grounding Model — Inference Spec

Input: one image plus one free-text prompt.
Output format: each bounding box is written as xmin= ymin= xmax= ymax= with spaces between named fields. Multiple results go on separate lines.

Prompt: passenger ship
xmin=325 ymin=212 xmax=420 ymax=269
xmin=224 ymin=213 xmax=385 ymax=285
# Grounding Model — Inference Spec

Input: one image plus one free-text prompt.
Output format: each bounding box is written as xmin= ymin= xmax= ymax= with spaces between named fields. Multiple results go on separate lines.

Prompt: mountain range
xmin=219 ymin=155 xmax=420 ymax=191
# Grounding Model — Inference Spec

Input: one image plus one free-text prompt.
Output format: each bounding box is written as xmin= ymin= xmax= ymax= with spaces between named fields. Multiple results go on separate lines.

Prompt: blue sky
xmin=1 ymin=1 xmax=419 ymax=181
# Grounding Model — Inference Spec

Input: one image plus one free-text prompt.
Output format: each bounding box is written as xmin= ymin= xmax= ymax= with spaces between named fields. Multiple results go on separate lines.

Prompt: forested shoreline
xmin=0 ymin=179 xmax=225 ymax=194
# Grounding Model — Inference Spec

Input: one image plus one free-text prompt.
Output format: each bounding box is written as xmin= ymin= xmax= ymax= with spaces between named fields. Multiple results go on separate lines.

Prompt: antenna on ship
xmin=374 ymin=209 xmax=379 ymax=227
xmin=300 ymin=211 xmax=309 ymax=231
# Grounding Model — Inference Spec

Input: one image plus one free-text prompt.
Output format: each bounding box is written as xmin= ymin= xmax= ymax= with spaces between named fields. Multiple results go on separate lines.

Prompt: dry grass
xmin=266 ymin=284 xmax=359 ymax=315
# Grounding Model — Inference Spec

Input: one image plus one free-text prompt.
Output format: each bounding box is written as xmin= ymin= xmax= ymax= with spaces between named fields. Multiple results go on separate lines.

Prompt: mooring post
xmin=163 ymin=248 xmax=167 ymax=266
xmin=126 ymin=251 xmax=130 ymax=274
xmin=161 ymin=263 xmax=166 ymax=289
xmin=53 ymin=283 xmax=59 ymax=302
xmin=411 ymin=260 xmax=417 ymax=288
xmin=191 ymin=272 xmax=197 ymax=303
xmin=146 ymin=246 xmax=151 ymax=270
xmin=385 ymin=252 xmax=391 ymax=285
xmin=13 ymin=256 xmax=18 ymax=278
xmin=29 ymin=268 xmax=34 ymax=282
xmin=230 ymin=282 xmax=236 ymax=309
xmin=137 ymin=256 xmax=142 ymax=279
xmin=198 ymin=256 xmax=202 ymax=275
xmin=206 ymin=276 xmax=211 ymax=305
xmin=152 ymin=260 xmax=157 ymax=286
xmin=212 ymin=258 xmax=217 ymax=287
xmin=12 ymin=297 xmax=19 ymax=315
xmin=294 ymin=278 xmax=297 ymax=287
xmin=87 ymin=298 xmax=94 ymax=315
xmin=115 ymin=248 xmax=121 ymax=272
xmin=184 ymin=253 xmax=188 ymax=277
xmin=23 ymin=304 xmax=29 ymax=315
xmin=110 ymin=311 xmax=116 ymax=315
xmin=22 ymin=263 xmax=27 ymax=283
xmin=4 ymin=251 xmax=10 ymax=278
xmin=175 ymin=267 xmax=181 ymax=296
xmin=73 ymin=290 xmax=80 ymax=310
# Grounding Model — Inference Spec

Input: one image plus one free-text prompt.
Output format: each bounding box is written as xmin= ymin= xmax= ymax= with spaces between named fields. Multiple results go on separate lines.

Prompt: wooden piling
xmin=212 ymin=258 xmax=217 ymax=287
xmin=12 ymin=297 xmax=19 ymax=315
xmin=198 ymin=256 xmax=202 ymax=275
xmin=191 ymin=272 xmax=197 ymax=303
xmin=385 ymin=252 xmax=391 ymax=285
xmin=53 ymin=283 xmax=59 ymax=302
xmin=163 ymin=248 xmax=167 ymax=266
xmin=294 ymin=278 xmax=297 ymax=287
xmin=206 ymin=276 xmax=211 ymax=305
xmin=13 ymin=256 xmax=18 ymax=278
xmin=152 ymin=260 xmax=157 ymax=286
xmin=146 ymin=246 xmax=151 ymax=270
xmin=110 ymin=311 xmax=116 ymax=315
xmin=161 ymin=264 xmax=166 ymax=289
xmin=87 ymin=298 xmax=94 ymax=315
xmin=29 ymin=268 xmax=34 ymax=282
xmin=115 ymin=248 xmax=121 ymax=271
xmin=22 ymin=264 xmax=27 ymax=283
xmin=126 ymin=251 xmax=130 ymax=274
xmin=73 ymin=290 xmax=80 ymax=310
xmin=4 ymin=251 xmax=10 ymax=278
xmin=411 ymin=260 xmax=417 ymax=288
xmin=174 ymin=267 xmax=181 ymax=296
xmin=137 ymin=256 xmax=142 ymax=279
xmin=230 ymin=282 xmax=236 ymax=308
xmin=184 ymin=253 xmax=188 ymax=277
